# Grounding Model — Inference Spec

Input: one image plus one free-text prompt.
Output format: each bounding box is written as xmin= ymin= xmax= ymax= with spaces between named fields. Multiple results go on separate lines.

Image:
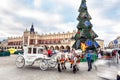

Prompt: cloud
xmin=0 ymin=0 xmax=63 ymax=39
xmin=0 ymin=0 xmax=120 ymax=46
xmin=15 ymin=9 xmax=63 ymax=25
xmin=54 ymin=22 xmax=77 ymax=32
xmin=86 ymin=0 xmax=120 ymax=44
xmin=52 ymin=0 xmax=80 ymax=8
xmin=34 ymin=0 xmax=42 ymax=8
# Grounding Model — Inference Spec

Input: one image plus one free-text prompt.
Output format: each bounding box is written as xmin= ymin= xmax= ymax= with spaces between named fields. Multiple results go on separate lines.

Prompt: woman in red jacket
xmin=47 ymin=48 xmax=52 ymax=57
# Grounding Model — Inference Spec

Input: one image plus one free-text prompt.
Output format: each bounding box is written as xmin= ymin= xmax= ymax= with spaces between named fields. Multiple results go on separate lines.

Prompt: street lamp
xmin=114 ymin=39 xmax=119 ymax=64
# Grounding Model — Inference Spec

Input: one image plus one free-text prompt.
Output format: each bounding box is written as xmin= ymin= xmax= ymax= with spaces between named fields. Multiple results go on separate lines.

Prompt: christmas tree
xmin=72 ymin=0 xmax=100 ymax=52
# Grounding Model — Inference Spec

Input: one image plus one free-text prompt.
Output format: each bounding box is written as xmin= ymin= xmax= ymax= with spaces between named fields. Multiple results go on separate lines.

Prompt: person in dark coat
xmin=86 ymin=50 xmax=93 ymax=71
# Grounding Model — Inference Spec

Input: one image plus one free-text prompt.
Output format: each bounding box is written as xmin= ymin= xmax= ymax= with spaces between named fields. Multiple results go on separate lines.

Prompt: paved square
xmin=0 ymin=55 xmax=103 ymax=80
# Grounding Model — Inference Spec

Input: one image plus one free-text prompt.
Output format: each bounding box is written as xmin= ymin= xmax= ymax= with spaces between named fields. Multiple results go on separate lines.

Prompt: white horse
xmin=56 ymin=50 xmax=82 ymax=73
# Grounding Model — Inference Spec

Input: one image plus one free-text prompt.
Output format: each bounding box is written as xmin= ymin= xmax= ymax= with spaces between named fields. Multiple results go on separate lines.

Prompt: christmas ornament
xmin=81 ymin=12 xmax=86 ymax=17
xmin=81 ymin=42 xmax=87 ymax=51
xmin=81 ymin=12 xmax=89 ymax=19
xmin=77 ymin=31 xmax=80 ymax=34
xmin=76 ymin=40 xmax=81 ymax=49
xmin=86 ymin=40 xmax=93 ymax=47
xmin=84 ymin=21 xmax=91 ymax=27
xmin=81 ymin=3 xmax=87 ymax=8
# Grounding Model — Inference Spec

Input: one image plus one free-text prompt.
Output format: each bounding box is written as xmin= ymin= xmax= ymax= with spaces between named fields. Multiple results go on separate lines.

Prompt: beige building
xmin=108 ymin=41 xmax=114 ymax=49
xmin=1 ymin=24 xmax=104 ymax=51
xmin=95 ymin=39 xmax=104 ymax=49
xmin=108 ymin=36 xmax=120 ymax=49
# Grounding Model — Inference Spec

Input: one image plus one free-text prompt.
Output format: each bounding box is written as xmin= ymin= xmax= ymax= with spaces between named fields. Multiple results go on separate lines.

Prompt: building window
xmin=30 ymin=39 xmax=35 ymax=45
xmin=38 ymin=49 xmax=43 ymax=54
xmin=33 ymin=48 xmax=36 ymax=54
xmin=28 ymin=48 xmax=32 ymax=54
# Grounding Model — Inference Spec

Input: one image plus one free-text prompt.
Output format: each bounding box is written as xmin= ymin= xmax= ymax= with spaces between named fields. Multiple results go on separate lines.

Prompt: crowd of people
xmin=97 ymin=49 xmax=120 ymax=59
xmin=41 ymin=45 xmax=120 ymax=72
xmin=42 ymin=46 xmax=92 ymax=71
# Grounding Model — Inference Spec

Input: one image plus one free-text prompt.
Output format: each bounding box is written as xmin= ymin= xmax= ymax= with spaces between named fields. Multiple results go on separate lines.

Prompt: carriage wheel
xmin=49 ymin=60 xmax=57 ymax=68
xmin=15 ymin=56 xmax=25 ymax=68
xmin=39 ymin=60 xmax=48 ymax=71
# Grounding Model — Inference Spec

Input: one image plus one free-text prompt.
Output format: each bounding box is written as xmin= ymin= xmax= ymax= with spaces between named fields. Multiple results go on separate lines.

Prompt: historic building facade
xmin=1 ymin=25 xmax=104 ymax=51
xmin=95 ymin=39 xmax=104 ymax=49
xmin=108 ymin=36 xmax=120 ymax=49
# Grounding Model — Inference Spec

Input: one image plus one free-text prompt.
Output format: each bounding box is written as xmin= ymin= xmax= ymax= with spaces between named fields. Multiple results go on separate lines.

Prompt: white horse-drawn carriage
xmin=15 ymin=46 xmax=57 ymax=70
xmin=15 ymin=46 xmax=82 ymax=73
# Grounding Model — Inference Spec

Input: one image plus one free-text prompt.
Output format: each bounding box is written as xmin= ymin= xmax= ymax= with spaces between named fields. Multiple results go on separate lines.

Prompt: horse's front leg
xmin=73 ymin=57 xmax=79 ymax=73
xmin=61 ymin=62 xmax=66 ymax=70
xmin=73 ymin=63 xmax=79 ymax=73
xmin=63 ymin=62 xmax=66 ymax=69
xmin=70 ymin=64 xmax=72 ymax=68
xmin=58 ymin=63 xmax=61 ymax=72
xmin=73 ymin=64 xmax=77 ymax=73
xmin=61 ymin=63 xmax=64 ymax=70
xmin=57 ymin=59 xmax=61 ymax=72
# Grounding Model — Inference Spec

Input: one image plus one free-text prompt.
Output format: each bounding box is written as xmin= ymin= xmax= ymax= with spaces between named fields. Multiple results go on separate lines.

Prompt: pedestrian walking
xmin=98 ymin=52 xmax=102 ymax=59
xmin=86 ymin=50 xmax=93 ymax=71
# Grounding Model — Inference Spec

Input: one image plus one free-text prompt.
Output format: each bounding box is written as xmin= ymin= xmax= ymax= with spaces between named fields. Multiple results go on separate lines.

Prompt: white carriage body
xmin=16 ymin=45 xmax=58 ymax=70
xmin=21 ymin=46 xmax=50 ymax=65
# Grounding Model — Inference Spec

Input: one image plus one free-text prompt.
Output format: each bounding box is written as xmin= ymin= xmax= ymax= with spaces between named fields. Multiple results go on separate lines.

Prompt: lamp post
xmin=114 ymin=39 xmax=119 ymax=64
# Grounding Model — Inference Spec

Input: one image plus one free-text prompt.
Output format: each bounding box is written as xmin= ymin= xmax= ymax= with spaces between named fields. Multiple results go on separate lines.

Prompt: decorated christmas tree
xmin=72 ymin=0 xmax=100 ymax=52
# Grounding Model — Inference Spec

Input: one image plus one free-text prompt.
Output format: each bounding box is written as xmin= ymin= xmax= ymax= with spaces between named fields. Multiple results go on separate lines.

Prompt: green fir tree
xmin=72 ymin=0 xmax=100 ymax=51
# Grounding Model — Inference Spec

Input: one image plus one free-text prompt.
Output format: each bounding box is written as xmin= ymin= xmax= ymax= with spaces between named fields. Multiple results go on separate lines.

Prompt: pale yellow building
xmin=108 ymin=41 xmax=114 ymax=49
xmin=1 ymin=24 xmax=104 ymax=51
xmin=108 ymin=36 xmax=120 ymax=49
xmin=95 ymin=39 xmax=104 ymax=49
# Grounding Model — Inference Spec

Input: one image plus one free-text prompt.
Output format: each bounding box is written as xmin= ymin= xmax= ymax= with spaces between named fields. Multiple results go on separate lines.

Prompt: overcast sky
xmin=0 ymin=0 xmax=120 ymax=45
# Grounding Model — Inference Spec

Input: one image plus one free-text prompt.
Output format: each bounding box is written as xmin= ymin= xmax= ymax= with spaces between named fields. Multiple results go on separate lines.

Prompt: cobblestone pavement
xmin=0 ymin=55 xmax=104 ymax=80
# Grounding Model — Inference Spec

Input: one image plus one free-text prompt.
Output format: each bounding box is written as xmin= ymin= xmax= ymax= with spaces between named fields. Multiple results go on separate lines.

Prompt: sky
xmin=0 ymin=0 xmax=120 ymax=45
